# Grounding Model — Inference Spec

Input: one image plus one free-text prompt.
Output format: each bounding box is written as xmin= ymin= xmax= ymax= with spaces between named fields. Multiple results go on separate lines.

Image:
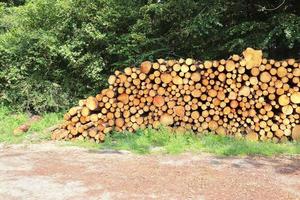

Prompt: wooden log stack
xmin=52 ymin=48 xmax=300 ymax=143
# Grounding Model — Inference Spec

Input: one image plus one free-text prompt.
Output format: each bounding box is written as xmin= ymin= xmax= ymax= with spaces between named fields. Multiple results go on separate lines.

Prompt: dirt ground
xmin=0 ymin=142 xmax=299 ymax=200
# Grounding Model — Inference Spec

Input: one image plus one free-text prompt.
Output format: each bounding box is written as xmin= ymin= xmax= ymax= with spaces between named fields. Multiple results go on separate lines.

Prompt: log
xmin=174 ymin=106 xmax=185 ymax=117
xmin=260 ymin=72 xmax=272 ymax=83
xmin=278 ymin=95 xmax=290 ymax=106
xmin=160 ymin=114 xmax=174 ymax=126
xmin=191 ymin=72 xmax=201 ymax=82
xmin=291 ymin=92 xmax=300 ymax=104
xmin=282 ymin=105 xmax=293 ymax=115
xmin=161 ymin=73 xmax=172 ymax=84
xmin=86 ymin=96 xmax=98 ymax=111
xmin=117 ymin=93 xmax=129 ymax=104
xmin=277 ymin=67 xmax=287 ymax=78
xmin=108 ymin=75 xmax=116 ymax=85
xmin=242 ymin=48 xmax=262 ymax=69
xmin=245 ymin=129 xmax=259 ymax=141
xmin=172 ymin=76 xmax=183 ymax=85
xmin=216 ymin=126 xmax=227 ymax=136
xmin=208 ymin=121 xmax=218 ymax=131
xmin=239 ymin=86 xmax=250 ymax=96
xmin=140 ymin=61 xmax=152 ymax=74
xmin=153 ymin=96 xmax=165 ymax=107
xmin=292 ymin=125 xmax=300 ymax=141
xmin=68 ymin=106 xmax=81 ymax=116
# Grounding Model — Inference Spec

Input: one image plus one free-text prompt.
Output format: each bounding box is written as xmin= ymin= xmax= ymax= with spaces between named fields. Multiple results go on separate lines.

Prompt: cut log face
xmin=291 ymin=92 xmax=300 ymax=104
xmin=108 ymin=75 xmax=116 ymax=85
xmin=292 ymin=125 xmax=300 ymax=141
xmin=208 ymin=121 xmax=218 ymax=131
xmin=239 ymin=86 xmax=250 ymax=96
xmin=153 ymin=96 xmax=165 ymax=107
xmin=115 ymin=118 xmax=125 ymax=128
xmin=242 ymin=48 xmax=262 ymax=69
xmin=160 ymin=114 xmax=174 ymax=126
xmin=69 ymin=106 xmax=81 ymax=116
xmin=225 ymin=60 xmax=236 ymax=72
xmin=191 ymin=89 xmax=201 ymax=98
xmin=140 ymin=61 xmax=152 ymax=74
xmin=117 ymin=93 xmax=129 ymax=104
xmin=174 ymin=106 xmax=185 ymax=117
xmin=161 ymin=73 xmax=172 ymax=84
xmin=52 ymin=48 xmax=300 ymax=142
xmin=173 ymin=76 xmax=183 ymax=85
xmin=86 ymin=97 xmax=98 ymax=111
xmin=81 ymin=107 xmax=90 ymax=117
xmin=191 ymin=72 xmax=201 ymax=82
xmin=260 ymin=72 xmax=271 ymax=83
xmin=245 ymin=128 xmax=259 ymax=141
xmin=216 ymin=126 xmax=226 ymax=136
xmin=278 ymin=95 xmax=290 ymax=106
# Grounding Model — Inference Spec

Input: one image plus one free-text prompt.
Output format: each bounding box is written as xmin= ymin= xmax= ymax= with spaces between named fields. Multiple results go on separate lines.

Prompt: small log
xmin=242 ymin=48 xmax=262 ymax=69
xmin=216 ymin=126 xmax=227 ymax=136
xmin=117 ymin=93 xmax=129 ymax=104
xmin=153 ymin=96 xmax=165 ymax=107
xmin=172 ymin=76 xmax=183 ymax=85
xmin=278 ymin=95 xmax=290 ymax=106
xmin=277 ymin=67 xmax=287 ymax=78
xmin=225 ymin=60 xmax=236 ymax=72
xmin=140 ymin=61 xmax=152 ymax=74
xmin=161 ymin=73 xmax=172 ymax=84
xmin=291 ymin=92 xmax=300 ymax=104
xmin=86 ymin=96 xmax=99 ymax=111
xmin=160 ymin=114 xmax=174 ymax=126
xmin=260 ymin=72 xmax=272 ymax=83
xmin=292 ymin=125 xmax=300 ymax=141
xmin=108 ymin=75 xmax=116 ymax=85
xmin=68 ymin=106 xmax=81 ymax=116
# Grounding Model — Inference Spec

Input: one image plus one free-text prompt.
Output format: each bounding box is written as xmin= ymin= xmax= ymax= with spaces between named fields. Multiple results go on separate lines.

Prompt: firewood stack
xmin=51 ymin=48 xmax=300 ymax=143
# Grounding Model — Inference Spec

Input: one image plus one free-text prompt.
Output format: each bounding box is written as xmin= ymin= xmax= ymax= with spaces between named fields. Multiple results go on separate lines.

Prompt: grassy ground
xmin=1 ymin=106 xmax=300 ymax=156
xmin=70 ymin=127 xmax=300 ymax=156
xmin=0 ymin=106 xmax=62 ymax=143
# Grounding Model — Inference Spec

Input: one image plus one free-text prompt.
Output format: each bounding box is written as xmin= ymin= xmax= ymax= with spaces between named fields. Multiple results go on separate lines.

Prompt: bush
xmin=0 ymin=0 xmax=143 ymax=113
xmin=0 ymin=0 xmax=299 ymax=113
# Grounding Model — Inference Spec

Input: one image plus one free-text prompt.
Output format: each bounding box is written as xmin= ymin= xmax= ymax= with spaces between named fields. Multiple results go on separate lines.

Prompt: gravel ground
xmin=0 ymin=142 xmax=299 ymax=200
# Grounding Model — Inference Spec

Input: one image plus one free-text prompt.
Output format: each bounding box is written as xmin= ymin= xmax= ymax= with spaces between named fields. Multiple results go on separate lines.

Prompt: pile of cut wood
xmin=52 ymin=48 xmax=300 ymax=142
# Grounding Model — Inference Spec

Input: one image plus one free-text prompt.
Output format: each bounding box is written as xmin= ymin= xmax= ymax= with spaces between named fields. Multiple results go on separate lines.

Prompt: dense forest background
xmin=0 ymin=0 xmax=299 ymax=113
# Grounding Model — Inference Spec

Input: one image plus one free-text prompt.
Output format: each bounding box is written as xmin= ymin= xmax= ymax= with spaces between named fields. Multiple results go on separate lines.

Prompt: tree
xmin=0 ymin=0 xmax=299 ymax=113
xmin=0 ymin=0 xmax=26 ymax=6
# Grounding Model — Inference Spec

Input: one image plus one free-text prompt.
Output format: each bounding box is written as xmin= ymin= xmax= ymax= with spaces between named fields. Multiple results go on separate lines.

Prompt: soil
xmin=0 ymin=142 xmax=299 ymax=200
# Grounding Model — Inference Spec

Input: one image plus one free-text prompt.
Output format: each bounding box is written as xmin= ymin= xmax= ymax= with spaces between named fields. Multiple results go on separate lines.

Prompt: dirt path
xmin=0 ymin=142 xmax=299 ymax=200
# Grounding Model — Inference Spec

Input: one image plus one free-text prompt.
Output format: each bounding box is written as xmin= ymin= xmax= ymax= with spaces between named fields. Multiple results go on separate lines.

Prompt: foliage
xmin=0 ymin=0 xmax=25 ymax=6
xmin=0 ymin=0 xmax=144 ymax=113
xmin=69 ymin=126 xmax=300 ymax=156
xmin=0 ymin=0 xmax=300 ymax=112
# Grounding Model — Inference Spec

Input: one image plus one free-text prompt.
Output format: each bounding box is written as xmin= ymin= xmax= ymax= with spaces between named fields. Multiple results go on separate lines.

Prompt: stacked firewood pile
xmin=52 ymin=48 xmax=300 ymax=143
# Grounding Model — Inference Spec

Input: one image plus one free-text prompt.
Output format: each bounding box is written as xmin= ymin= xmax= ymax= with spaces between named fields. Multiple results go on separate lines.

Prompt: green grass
xmin=0 ymin=106 xmax=29 ymax=143
xmin=1 ymin=105 xmax=300 ymax=156
xmin=0 ymin=106 xmax=63 ymax=143
xmin=69 ymin=126 xmax=300 ymax=156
